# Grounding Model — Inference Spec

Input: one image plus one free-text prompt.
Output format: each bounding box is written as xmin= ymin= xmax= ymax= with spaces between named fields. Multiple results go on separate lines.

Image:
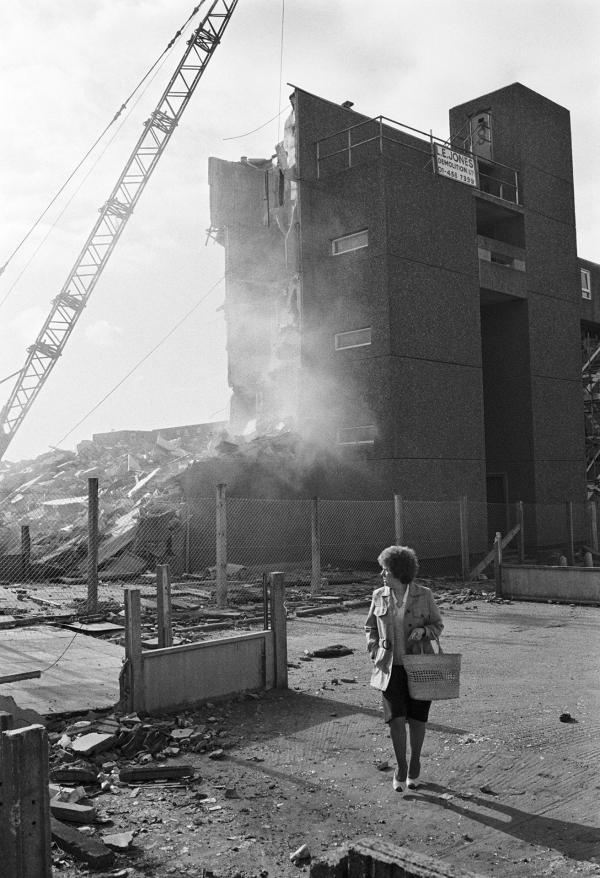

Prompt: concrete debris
xmin=50 ymin=799 xmax=97 ymax=823
xmin=290 ymin=843 xmax=311 ymax=863
xmin=101 ymin=830 xmax=135 ymax=850
xmin=51 ymin=816 xmax=115 ymax=868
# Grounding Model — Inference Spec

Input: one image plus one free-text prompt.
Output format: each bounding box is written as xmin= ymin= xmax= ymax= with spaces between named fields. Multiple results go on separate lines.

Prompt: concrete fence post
xmin=566 ymin=501 xmax=575 ymax=566
xmin=0 ymin=724 xmax=52 ymax=878
xmin=20 ymin=525 xmax=31 ymax=582
xmin=517 ymin=501 xmax=525 ymax=563
xmin=459 ymin=496 xmax=470 ymax=581
xmin=311 ymin=496 xmax=321 ymax=596
xmin=216 ymin=483 xmax=228 ymax=608
xmin=87 ymin=477 xmax=99 ymax=614
xmin=393 ymin=494 xmax=403 ymax=545
xmin=124 ymin=587 xmax=143 ymax=714
xmin=588 ymin=501 xmax=599 ymax=553
xmin=156 ymin=564 xmax=173 ymax=648
xmin=494 ymin=532 xmax=502 ymax=597
xmin=270 ymin=572 xmax=288 ymax=689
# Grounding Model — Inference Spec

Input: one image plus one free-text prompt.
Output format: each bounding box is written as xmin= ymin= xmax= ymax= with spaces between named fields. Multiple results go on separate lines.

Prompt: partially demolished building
xmin=209 ymin=82 xmax=600 ymax=544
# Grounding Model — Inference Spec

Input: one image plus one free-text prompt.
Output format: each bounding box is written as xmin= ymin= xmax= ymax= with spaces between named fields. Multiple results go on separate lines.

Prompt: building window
xmin=337 ymin=425 xmax=376 ymax=445
xmin=334 ymin=327 xmax=372 ymax=350
xmin=331 ymin=229 xmax=368 ymax=255
xmin=581 ymin=268 xmax=592 ymax=300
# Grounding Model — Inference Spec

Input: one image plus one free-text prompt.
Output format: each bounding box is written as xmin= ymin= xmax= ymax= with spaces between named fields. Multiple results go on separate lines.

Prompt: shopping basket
xmin=403 ymin=639 xmax=461 ymax=700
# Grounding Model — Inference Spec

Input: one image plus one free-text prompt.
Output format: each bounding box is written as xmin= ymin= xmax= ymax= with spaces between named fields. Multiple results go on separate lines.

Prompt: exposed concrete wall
xmin=140 ymin=632 xmax=275 ymax=714
xmin=502 ymin=564 xmax=600 ymax=604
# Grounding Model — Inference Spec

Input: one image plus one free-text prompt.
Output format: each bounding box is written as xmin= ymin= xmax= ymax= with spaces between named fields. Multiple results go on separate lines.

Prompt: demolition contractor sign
xmin=434 ymin=144 xmax=477 ymax=187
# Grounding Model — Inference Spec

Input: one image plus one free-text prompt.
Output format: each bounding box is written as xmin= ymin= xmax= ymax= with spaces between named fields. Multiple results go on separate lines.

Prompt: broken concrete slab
xmin=102 ymin=830 xmax=135 ymax=850
xmin=70 ymin=732 xmax=117 ymax=756
xmin=119 ymin=763 xmax=194 ymax=782
xmin=50 ymin=799 xmax=96 ymax=824
xmin=51 ymin=816 xmax=115 ymax=868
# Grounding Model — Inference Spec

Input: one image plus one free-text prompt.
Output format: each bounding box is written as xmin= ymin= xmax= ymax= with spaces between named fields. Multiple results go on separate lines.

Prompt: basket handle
xmin=415 ymin=636 xmax=443 ymax=655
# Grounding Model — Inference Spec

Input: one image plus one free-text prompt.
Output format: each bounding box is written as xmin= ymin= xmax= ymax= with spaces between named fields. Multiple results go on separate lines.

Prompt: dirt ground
xmin=49 ymin=596 xmax=600 ymax=878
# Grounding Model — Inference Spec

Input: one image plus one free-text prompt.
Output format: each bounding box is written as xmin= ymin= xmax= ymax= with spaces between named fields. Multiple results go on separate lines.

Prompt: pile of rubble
xmin=0 ymin=424 xmax=230 ymax=582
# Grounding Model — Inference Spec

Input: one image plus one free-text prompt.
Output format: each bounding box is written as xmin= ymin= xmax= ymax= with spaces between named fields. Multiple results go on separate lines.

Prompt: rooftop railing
xmin=315 ymin=115 xmax=520 ymax=205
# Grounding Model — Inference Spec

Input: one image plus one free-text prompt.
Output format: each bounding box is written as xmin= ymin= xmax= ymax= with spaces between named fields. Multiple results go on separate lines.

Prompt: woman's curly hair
xmin=378 ymin=545 xmax=419 ymax=584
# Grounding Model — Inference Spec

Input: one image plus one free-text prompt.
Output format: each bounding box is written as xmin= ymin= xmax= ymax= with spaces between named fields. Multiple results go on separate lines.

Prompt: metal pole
xmin=494 ymin=532 xmax=503 ymax=598
xmin=156 ymin=564 xmax=173 ymax=648
xmin=589 ymin=501 xmax=599 ymax=553
xmin=517 ymin=501 xmax=525 ymax=563
xmin=20 ymin=524 xmax=31 ymax=581
xmin=216 ymin=483 xmax=228 ymax=608
xmin=87 ymin=477 xmax=99 ymax=614
xmin=566 ymin=501 xmax=575 ymax=566
xmin=311 ymin=496 xmax=321 ymax=596
xmin=459 ymin=496 xmax=470 ymax=581
xmin=393 ymin=494 xmax=403 ymax=545
xmin=270 ymin=571 xmax=288 ymax=689
xmin=185 ymin=504 xmax=191 ymax=574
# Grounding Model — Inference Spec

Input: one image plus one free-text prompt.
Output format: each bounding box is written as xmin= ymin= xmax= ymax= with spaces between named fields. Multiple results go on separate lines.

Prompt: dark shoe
xmin=392 ymin=770 xmax=403 ymax=792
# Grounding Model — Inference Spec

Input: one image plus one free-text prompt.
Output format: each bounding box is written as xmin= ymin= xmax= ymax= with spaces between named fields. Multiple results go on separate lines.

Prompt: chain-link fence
xmin=1 ymin=484 xmax=597 ymax=610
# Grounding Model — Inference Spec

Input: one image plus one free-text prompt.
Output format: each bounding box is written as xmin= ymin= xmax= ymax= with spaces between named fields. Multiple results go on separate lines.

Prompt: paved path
xmin=274 ymin=598 xmax=600 ymax=876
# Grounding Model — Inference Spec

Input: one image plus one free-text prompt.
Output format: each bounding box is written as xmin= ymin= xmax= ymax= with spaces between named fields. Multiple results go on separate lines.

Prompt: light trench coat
xmin=364 ymin=582 xmax=444 ymax=691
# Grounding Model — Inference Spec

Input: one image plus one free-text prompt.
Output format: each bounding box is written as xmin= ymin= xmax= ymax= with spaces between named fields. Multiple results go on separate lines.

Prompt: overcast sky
xmin=1 ymin=0 xmax=599 ymax=463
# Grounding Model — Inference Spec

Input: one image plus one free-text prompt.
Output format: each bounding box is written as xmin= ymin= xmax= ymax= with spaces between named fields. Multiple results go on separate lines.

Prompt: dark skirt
xmin=382 ymin=664 xmax=431 ymax=723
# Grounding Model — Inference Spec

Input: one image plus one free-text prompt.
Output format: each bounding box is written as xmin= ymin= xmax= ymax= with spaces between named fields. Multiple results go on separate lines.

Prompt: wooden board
xmin=0 ymin=625 xmax=123 ymax=715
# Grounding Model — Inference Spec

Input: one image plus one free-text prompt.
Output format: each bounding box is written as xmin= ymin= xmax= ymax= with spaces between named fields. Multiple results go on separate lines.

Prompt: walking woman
xmin=365 ymin=545 xmax=444 ymax=792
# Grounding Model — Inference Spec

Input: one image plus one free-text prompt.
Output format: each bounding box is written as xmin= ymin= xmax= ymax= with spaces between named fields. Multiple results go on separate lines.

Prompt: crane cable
xmin=0 ymin=1 xmax=207 ymax=280
xmin=0 ymin=40 xmax=180 ymax=317
xmin=52 ymin=274 xmax=226 ymax=449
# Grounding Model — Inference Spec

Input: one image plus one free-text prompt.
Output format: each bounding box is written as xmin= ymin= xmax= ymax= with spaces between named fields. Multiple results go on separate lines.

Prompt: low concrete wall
xmin=502 ymin=564 xmax=600 ymax=604
xmin=141 ymin=631 xmax=274 ymax=713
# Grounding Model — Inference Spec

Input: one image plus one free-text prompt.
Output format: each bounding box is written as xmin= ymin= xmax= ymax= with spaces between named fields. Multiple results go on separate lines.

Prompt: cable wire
xmin=0 ymin=2 xmax=207 ymax=279
xmin=53 ymin=275 xmax=226 ymax=448
xmin=223 ymin=105 xmax=289 ymax=141
xmin=0 ymin=40 xmax=176 ymax=315
xmin=277 ymin=0 xmax=286 ymax=143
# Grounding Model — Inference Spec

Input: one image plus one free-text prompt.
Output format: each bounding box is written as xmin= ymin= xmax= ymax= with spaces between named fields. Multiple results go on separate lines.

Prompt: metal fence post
xmin=185 ymin=504 xmax=191 ymax=574
xmin=566 ymin=501 xmax=575 ymax=566
xmin=494 ymin=532 xmax=503 ymax=597
xmin=517 ymin=501 xmax=525 ymax=563
xmin=20 ymin=525 xmax=31 ymax=581
xmin=216 ymin=483 xmax=228 ymax=608
xmin=311 ymin=496 xmax=321 ymax=596
xmin=270 ymin=571 xmax=288 ymax=689
xmin=393 ymin=494 xmax=403 ymax=545
xmin=459 ymin=496 xmax=470 ymax=581
xmin=156 ymin=564 xmax=173 ymax=648
xmin=0 ymin=724 xmax=52 ymax=878
xmin=588 ymin=500 xmax=599 ymax=553
xmin=87 ymin=476 xmax=99 ymax=614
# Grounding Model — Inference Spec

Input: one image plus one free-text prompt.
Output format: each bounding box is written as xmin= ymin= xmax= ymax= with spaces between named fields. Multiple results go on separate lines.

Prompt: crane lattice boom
xmin=0 ymin=0 xmax=238 ymax=460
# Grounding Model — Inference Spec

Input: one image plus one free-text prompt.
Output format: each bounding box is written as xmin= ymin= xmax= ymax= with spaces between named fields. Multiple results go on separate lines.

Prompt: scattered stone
xmin=559 ymin=712 xmax=577 ymax=723
xmin=209 ymin=748 xmax=225 ymax=760
xmin=290 ymin=843 xmax=311 ymax=863
xmin=376 ymin=761 xmax=390 ymax=772
xmin=310 ymin=644 xmax=354 ymax=658
xmin=102 ymin=830 xmax=135 ymax=850
xmin=50 ymin=800 xmax=97 ymax=824
xmin=479 ymin=785 xmax=498 ymax=796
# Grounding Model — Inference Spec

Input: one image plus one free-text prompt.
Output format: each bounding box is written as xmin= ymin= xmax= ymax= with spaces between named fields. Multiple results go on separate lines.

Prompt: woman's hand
xmin=408 ymin=627 xmax=427 ymax=643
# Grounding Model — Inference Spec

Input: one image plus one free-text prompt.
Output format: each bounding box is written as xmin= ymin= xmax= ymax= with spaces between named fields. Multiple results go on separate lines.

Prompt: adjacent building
xmin=208 ymin=82 xmax=599 ymax=547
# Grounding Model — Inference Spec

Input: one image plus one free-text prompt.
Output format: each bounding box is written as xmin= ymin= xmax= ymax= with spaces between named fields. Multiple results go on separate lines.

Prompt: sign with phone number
xmin=434 ymin=144 xmax=477 ymax=187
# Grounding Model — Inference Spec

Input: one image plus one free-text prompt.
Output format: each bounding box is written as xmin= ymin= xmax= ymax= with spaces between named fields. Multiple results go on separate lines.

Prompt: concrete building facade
xmin=208 ymin=83 xmax=598 ymax=546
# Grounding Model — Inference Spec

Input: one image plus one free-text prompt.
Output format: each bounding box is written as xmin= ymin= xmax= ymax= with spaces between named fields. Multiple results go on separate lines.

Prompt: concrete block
xmin=348 ymin=838 xmax=487 ymax=878
xmin=49 ymin=766 xmax=98 ymax=784
xmin=70 ymin=732 xmax=117 ymax=756
xmin=51 ymin=816 xmax=115 ymax=868
xmin=119 ymin=763 xmax=194 ymax=782
xmin=50 ymin=800 xmax=96 ymax=824
xmin=309 ymin=844 xmax=349 ymax=878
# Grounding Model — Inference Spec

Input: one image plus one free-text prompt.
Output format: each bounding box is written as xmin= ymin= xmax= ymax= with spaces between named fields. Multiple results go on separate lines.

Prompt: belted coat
xmin=364 ymin=582 xmax=444 ymax=691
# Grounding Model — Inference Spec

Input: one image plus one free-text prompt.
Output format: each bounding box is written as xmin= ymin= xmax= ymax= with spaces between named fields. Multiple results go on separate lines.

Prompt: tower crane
xmin=0 ymin=0 xmax=238 ymax=460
